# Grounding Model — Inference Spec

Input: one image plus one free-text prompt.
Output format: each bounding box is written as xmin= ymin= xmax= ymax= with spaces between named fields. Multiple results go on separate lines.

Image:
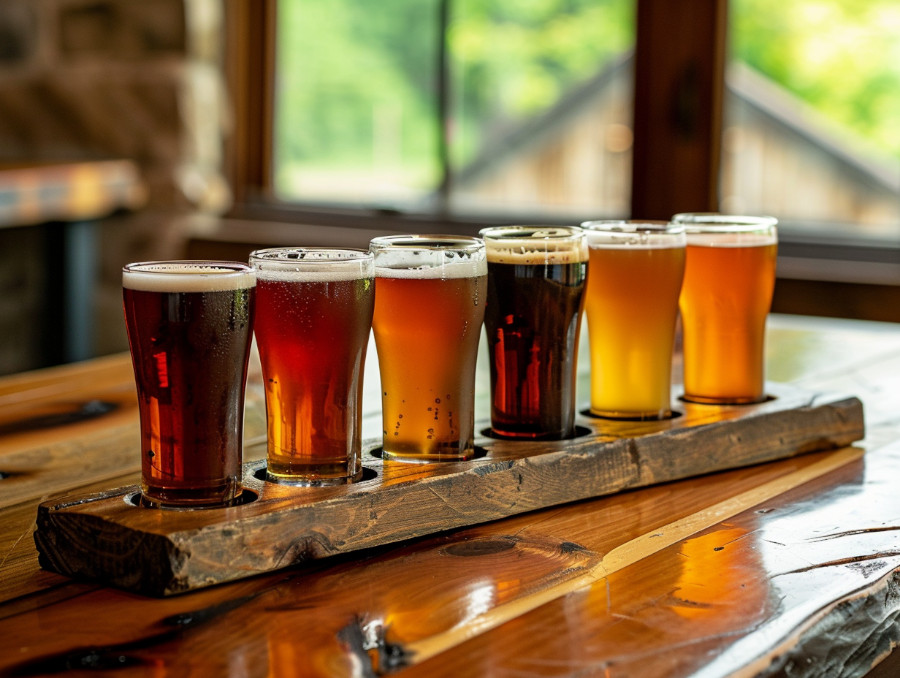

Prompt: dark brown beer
xmin=122 ymin=262 xmax=256 ymax=507
xmin=481 ymin=227 xmax=588 ymax=439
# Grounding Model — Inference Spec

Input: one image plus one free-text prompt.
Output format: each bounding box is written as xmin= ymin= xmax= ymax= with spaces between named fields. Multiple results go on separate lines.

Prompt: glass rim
xmin=671 ymin=213 xmax=778 ymax=232
xmin=123 ymin=260 xmax=254 ymax=275
xmin=369 ymin=234 xmax=484 ymax=252
xmin=249 ymin=247 xmax=373 ymax=263
xmin=580 ymin=219 xmax=685 ymax=235
xmin=479 ymin=225 xmax=584 ymax=241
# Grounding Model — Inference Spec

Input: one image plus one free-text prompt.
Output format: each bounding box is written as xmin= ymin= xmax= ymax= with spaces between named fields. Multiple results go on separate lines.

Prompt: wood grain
xmin=0 ymin=442 xmax=882 ymax=678
xmin=33 ymin=383 xmax=863 ymax=596
xmin=403 ymin=445 xmax=864 ymax=667
xmin=402 ymin=440 xmax=900 ymax=677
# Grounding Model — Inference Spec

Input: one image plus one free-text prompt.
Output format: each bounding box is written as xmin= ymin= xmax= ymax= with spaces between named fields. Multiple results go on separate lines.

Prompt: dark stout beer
xmin=123 ymin=261 xmax=256 ymax=507
xmin=250 ymin=248 xmax=374 ymax=484
xmin=481 ymin=227 xmax=588 ymax=439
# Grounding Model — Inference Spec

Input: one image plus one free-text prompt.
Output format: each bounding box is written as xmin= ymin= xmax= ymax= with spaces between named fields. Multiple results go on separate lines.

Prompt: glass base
xmin=487 ymin=427 xmax=574 ymax=441
xmin=381 ymin=448 xmax=475 ymax=463
xmin=588 ymin=408 xmax=674 ymax=421
xmin=265 ymin=454 xmax=362 ymax=485
xmin=265 ymin=467 xmax=363 ymax=486
xmin=680 ymin=393 xmax=769 ymax=405
xmin=141 ymin=477 xmax=241 ymax=509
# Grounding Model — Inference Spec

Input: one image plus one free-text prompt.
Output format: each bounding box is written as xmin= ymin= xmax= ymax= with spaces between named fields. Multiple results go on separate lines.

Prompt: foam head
xmin=123 ymin=261 xmax=256 ymax=292
xmin=250 ymin=248 xmax=374 ymax=282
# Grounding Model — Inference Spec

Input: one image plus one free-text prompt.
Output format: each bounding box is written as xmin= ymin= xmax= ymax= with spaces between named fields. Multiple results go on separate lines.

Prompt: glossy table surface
xmin=2 ymin=314 xmax=900 ymax=677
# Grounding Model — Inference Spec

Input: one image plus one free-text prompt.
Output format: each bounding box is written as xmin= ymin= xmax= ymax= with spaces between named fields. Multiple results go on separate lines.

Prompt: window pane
xmin=273 ymin=0 xmax=635 ymax=219
xmin=274 ymin=0 xmax=443 ymax=207
xmin=725 ymin=0 xmax=900 ymax=239
xmin=448 ymin=0 xmax=635 ymax=219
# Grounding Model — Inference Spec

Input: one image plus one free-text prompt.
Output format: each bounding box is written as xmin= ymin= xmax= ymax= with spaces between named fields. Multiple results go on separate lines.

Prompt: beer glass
xmin=674 ymin=213 xmax=778 ymax=404
xmin=479 ymin=226 xmax=588 ymax=439
xmin=369 ymin=235 xmax=487 ymax=462
xmin=581 ymin=221 xmax=685 ymax=420
xmin=250 ymin=247 xmax=374 ymax=485
xmin=122 ymin=261 xmax=256 ymax=507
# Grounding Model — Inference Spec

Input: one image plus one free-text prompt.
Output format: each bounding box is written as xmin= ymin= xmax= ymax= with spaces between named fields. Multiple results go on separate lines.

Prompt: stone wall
xmin=0 ymin=0 xmax=228 ymax=373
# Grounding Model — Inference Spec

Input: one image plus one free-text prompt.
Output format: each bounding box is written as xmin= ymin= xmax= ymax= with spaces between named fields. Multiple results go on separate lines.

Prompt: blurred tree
xmin=274 ymin=0 xmax=898 ymax=200
xmin=732 ymin=0 xmax=900 ymax=156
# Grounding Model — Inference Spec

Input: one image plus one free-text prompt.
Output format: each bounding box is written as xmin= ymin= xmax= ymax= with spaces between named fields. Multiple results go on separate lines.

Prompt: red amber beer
xmin=122 ymin=261 xmax=256 ymax=507
xmin=582 ymin=221 xmax=685 ymax=419
xmin=480 ymin=226 xmax=588 ymax=438
xmin=370 ymin=235 xmax=487 ymax=462
xmin=250 ymin=248 xmax=374 ymax=484
xmin=675 ymin=214 xmax=778 ymax=404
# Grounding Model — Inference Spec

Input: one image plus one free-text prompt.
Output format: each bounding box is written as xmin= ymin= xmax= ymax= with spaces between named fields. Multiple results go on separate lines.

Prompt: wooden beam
xmin=631 ymin=0 xmax=727 ymax=219
xmin=223 ymin=0 xmax=276 ymax=203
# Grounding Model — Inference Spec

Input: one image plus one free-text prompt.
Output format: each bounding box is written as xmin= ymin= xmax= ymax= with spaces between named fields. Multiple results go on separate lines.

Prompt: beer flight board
xmin=34 ymin=383 xmax=864 ymax=597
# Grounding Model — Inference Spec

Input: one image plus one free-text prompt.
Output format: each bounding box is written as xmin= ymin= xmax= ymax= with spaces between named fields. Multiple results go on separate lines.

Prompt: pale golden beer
xmin=370 ymin=235 xmax=487 ymax=462
xmin=582 ymin=221 xmax=685 ymax=419
xmin=675 ymin=214 xmax=778 ymax=404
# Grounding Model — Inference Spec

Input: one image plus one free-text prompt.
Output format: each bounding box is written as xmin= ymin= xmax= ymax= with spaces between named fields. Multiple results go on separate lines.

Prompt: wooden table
xmin=2 ymin=314 xmax=900 ymax=676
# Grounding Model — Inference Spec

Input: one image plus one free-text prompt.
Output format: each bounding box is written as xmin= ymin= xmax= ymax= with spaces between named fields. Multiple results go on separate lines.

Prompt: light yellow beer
xmin=676 ymin=214 xmax=778 ymax=404
xmin=582 ymin=222 xmax=686 ymax=419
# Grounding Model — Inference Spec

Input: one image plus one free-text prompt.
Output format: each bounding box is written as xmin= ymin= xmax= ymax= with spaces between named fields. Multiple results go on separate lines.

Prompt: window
xmin=724 ymin=0 xmax=900 ymax=243
xmin=271 ymin=0 xmax=636 ymax=221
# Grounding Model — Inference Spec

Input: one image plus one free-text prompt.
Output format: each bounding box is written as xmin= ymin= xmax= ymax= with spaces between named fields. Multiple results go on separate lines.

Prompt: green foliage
xmin=447 ymin=0 xmax=633 ymax=165
xmin=274 ymin=0 xmax=899 ymax=200
xmin=275 ymin=0 xmax=443 ymax=193
xmin=732 ymin=0 xmax=900 ymax=156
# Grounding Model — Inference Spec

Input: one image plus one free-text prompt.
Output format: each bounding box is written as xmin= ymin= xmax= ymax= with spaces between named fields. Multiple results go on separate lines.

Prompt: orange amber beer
xmin=675 ymin=214 xmax=778 ymax=404
xmin=370 ymin=235 xmax=487 ymax=462
xmin=122 ymin=261 xmax=256 ymax=507
xmin=480 ymin=226 xmax=587 ymax=438
xmin=250 ymin=248 xmax=374 ymax=485
xmin=582 ymin=221 xmax=685 ymax=419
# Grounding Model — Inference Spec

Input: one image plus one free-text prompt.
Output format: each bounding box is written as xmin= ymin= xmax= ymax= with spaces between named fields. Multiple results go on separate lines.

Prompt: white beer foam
xmin=375 ymin=256 xmax=487 ymax=279
xmin=255 ymin=266 xmax=371 ymax=283
xmin=485 ymin=245 xmax=588 ymax=264
xmin=123 ymin=264 xmax=256 ymax=292
xmin=587 ymin=241 xmax=684 ymax=250
xmin=685 ymin=232 xmax=778 ymax=248
xmin=585 ymin=232 xmax=684 ymax=250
